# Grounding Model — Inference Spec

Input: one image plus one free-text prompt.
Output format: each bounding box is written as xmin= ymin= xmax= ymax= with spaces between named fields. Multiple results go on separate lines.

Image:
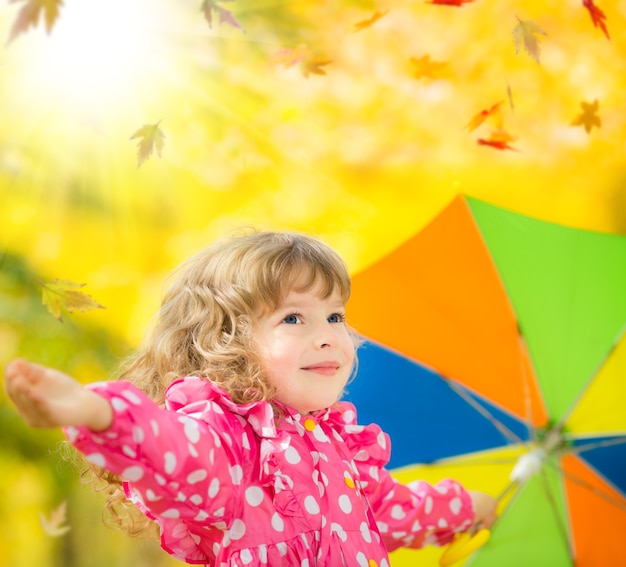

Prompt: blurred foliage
xmin=1 ymin=0 xmax=625 ymax=565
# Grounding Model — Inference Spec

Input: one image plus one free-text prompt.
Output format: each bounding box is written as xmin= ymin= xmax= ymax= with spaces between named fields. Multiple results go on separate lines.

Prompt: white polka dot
xmin=122 ymin=466 xmax=143 ymax=482
xmin=301 ymin=560 xmax=309 ymax=567
xmin=449 ymin=496 xmax=462 ymax=515
xmin=121 ymin=389 xmax=142 ymax=404
xmin=183 ymin=419 xmax=200 ymax=443
xmin=242 ymin=433 xmax=251 ymax=450
xmin=155 ymin=473 xmax=166 ymax=485
xmin=229 ymin=465 xmax=243 ymax=485
xmin=343 ymin=409 xmax=356 ymax=423
xmin=435 ymin=484 xmax=449 ymax=494
xmin=304 ymin=495 xmax=320 ymax=515
xmin=190 ymin=494 xmax=203 ymax=505
xmin=241 ymin=549 xmax=253 ymax=564
xmin=245 ymin=486 xmax=264 ymax=507
xmin=188 ymin=443 xmax=199 ymax=458
xmin=146 ymin=489 xmax=160 ymax=501
xmin=313 ymin=427 xmax=329 ymax=443
xmin=195 ymin=510 xmax=209 ymax=522
xmin=381 ymin=559 xmax=390 ymax=567
xmin=424 ymin=496 xmax=433 ymax=514
xmin=85 ymin=453 xmax=105 ymax=467
xmin=132 ymin=426 xmax=145 ymax=443
xmin=338 ymin=494 xmax=352 ymax=514
xmin=377 ymin=521 xmax=389 ymax=533
xmin=150 ymin=419 xmax=159 ymax=436
xmin=438 ymin=518 xmax=449 ymax=528
xmin=391 ymin=505 xmax=406 ymax=520
xmin=277 ymin=542 xmax=287 ymax=556
xmin=171 ymin=522 xmax=187 ymax=538
xmin=411 ymin=519 xmax=422 ymax=531
xmin=354 ymin=449 xmax=369 ymax=461
xmin=271 ymin=512 xmax=285 ymax=532
xmin=356 ymin=552 xmax=369 ymax=567
xmin=164 ymin=452 xmax=177 ymax=474
xmin=369 ymin=466 xmax=380 ymax=481
xmin=360 ymin=522 xmax=372 ymax=543
xmin=111 ymin=397 xmax=128 ymax=412
xmin=206 ymin=478 xmax=220 ymax=499
xmin=187 ymin=469 xmax=208 ymax=484
xmin=65 ymin=427 xmax=79 ymax=443
xmin=161 ymin=508 xmax=180 ymax=519
xmin=331 ymin=523 xmax=347 ymax=542
xmin=285 ymin=446 xmax=302 ymax=464
xmin=377 ymin=431 xmax=387 ymax=449
xmin=122 ymin=445 xmax=137 ymax=458
xmin=230 ymin=518 xmax=246 ymax=540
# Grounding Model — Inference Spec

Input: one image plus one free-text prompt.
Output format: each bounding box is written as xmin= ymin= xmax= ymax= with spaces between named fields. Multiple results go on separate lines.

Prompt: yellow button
xmin=303 ymin=418 xmax=316 ymax=431
xmin=344 ymin=476 xmax=355 ymax=489
xmin=368 ymin=560 xmax=378 ymax=567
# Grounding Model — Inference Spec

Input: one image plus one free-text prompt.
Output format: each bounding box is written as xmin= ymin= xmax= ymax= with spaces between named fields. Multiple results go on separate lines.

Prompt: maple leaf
xmin=513 ymin=16 xmax=547 ymax=64
xmin=409 ymin=55 xmax=447 ymax=80
xmin=582 ymin=0 xmax=609 ymax=40
xmin=39 ymin=501 xmax=71 ymax=537
xmin=507 ymin=82 xmax=515 ymax=112
xmin=272 ymin=44 xmax=312 ymax=68
xmin=477 ymin=129 xmax=519 ymax=151
xmin=426 ymin=0 xmax=475 ymax=6
xmin=200 ymin=0 xmax=244 ymax=32
xmin=465 ymin=101 xmax=504 ymax=132
xmin=570 ymin=99 xmax=601 ymax=133
xmin=300 ymin=56 xmax=333 ymax=78
xmin=130 ymin=121 xmax=165 ymax=168
xmin=7 ymin=0 xmax=63 ymax=45
xmin=353 ymin=9 xmax=389 ymax=32
xmin=38 ymin=278 xmax=105 ymax=322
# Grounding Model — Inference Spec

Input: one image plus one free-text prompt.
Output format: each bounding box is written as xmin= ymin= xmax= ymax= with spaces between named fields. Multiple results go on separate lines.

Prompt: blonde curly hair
xmin=86 ymin=230 xmax=354 ymax=536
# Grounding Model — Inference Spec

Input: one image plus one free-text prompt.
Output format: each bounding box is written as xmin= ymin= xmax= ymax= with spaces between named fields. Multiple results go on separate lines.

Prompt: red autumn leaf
xmin=465 ymin=101 xmax=504 ymax=133
xmin=477 ymin=130 xmax=519 ymax=151
xmin=570 ymin=99 xmax=601 ymax=134
xmin=426 ymin=0 xmax=475 ymax=6
xmin=7 ymin=0 xmax=63 ymax=44
xmin=582 ymin=0 xmax=609 ymax=40
xmin=200 ymin=0 xmax=244 ymax=32
xmin=353 ymin=9 xmax=389 ymax=32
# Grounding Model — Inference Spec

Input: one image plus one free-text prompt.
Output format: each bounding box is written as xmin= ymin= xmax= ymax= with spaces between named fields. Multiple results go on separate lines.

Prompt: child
xmin=4 ymin=230 xmax=497 ymax=567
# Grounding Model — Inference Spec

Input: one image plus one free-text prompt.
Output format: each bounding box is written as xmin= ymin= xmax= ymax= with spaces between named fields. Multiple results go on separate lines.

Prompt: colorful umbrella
xmin=344 ymin=195 xmax=626 ymax=567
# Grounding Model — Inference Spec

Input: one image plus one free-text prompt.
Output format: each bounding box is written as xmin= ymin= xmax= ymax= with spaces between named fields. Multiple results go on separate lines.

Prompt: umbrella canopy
xmin=344 ymin=195 xmax=626 ymax=567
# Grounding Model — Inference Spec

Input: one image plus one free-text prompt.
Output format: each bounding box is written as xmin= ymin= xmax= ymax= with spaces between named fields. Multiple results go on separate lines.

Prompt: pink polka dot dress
xmin=65 ymin=377 xmax=475 ymax=566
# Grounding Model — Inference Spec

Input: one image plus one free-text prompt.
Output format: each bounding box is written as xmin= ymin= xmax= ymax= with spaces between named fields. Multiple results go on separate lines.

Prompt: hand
xmin=467 ymin=490 xmax=498 ymax=530
xmin=4 ymin=359 xmax=113 ymax=431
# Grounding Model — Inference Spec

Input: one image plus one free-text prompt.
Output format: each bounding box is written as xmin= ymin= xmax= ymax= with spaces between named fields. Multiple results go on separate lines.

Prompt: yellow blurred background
xmin=1 ymin=0 xmax=625 ymax=565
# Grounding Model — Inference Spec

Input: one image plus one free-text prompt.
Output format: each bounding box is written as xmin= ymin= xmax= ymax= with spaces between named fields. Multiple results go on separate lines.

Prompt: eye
xmin=283 ymin=313 xmax=302 ymax=324
xmin=327 ymin=312 xmax=346 ymax=323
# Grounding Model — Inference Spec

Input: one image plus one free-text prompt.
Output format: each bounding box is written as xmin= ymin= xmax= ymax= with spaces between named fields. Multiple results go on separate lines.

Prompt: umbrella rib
xmin=538 ymin=465 xmax=575 ymax=560
xmin=562 ymin=435 xmax=626 ymax=454
xmin=445 ymin=378 xmax=525 ymax=445
xmin=554 ymin=325 xmax=626 ymax=432
xmin=547 ymin=458 xmax=626 ymax=512
xmin=517 ymin=333 xmax=539 ymax=444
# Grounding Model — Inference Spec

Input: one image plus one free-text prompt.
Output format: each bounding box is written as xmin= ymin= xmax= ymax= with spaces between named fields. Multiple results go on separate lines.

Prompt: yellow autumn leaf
xmin=130 ymin=120 xmax=165 ymax=168
xmin=7 ymin=0 xmax=63 ymax=44
xmin=409 ymin=54 xmax=447 ymax=80
xmin=39 ymin=501 xmax=71 ymax=537
xmin=38 ymin=278 xmax=105 ymax=322
xmin=513 ymin=16 xmax=547 ymax=64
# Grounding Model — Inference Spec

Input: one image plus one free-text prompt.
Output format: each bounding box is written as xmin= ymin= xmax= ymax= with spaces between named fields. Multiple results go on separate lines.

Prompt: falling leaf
xmin=465 ymin=101 xmax=504 ymax=133
xmin=130 ymin=121 xmax=165 ymax=168
xmin=426 ymin=0 xmax=475 ymax=6
xmin=570 ymin=99 xmax=601 ymax=133
xmin=582 ymin=0 xmax=609 ymax=40
xmin=353 ymin=9 xmax=389 ymax=32
xmin=200 ymin=0 xmax=244 ymax=31
xmin=272 ymin=44 xmax=312 ymax=68
xmin=512 ymin=16 xmax=547 ymax=64
xmin=477 ymin=129 xmax=519 ymax=151
xmin=39 ymin=501 xmax=71 ymax=537
xmin=7 ymin=0 xmax=63 ymax=44
xmin=409 ymin=55 xmax=447 ymax=80
xmin=506 ymin=82 xmax=515 ymax=112
xmin=300 ymin=56 xmax=333 ymax=78
xmin=38 ymin=278 xmax=105 ymax=322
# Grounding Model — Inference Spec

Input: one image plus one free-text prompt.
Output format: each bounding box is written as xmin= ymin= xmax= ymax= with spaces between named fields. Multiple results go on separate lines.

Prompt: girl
xmin=4 ymin=230 xmax=497 ymax=567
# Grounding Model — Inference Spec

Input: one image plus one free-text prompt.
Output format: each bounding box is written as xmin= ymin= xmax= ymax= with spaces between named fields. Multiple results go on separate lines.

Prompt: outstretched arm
xmin=4 ymin=359 xmax=113 ymax=431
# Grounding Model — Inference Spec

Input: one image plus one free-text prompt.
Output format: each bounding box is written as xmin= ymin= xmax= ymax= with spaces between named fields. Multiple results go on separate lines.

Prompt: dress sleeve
xmin=63 ymin=379 xmax=242 ymax=527
xmin=331 ymin=402 xmax=475 ymax=551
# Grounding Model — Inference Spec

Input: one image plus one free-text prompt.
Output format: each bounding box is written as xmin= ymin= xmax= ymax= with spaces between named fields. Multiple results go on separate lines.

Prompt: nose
xmin=315 ymin=320 xmax=339 ymax=349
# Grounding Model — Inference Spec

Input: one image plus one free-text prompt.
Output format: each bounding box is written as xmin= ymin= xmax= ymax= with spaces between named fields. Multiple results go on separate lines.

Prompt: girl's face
xmin=253 ymin=280 xmax=355 ymax=414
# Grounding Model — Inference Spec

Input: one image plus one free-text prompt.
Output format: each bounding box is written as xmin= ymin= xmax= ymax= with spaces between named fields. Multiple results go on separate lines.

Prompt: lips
xmin=302 ymin=361 xmax=340 ymax=375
